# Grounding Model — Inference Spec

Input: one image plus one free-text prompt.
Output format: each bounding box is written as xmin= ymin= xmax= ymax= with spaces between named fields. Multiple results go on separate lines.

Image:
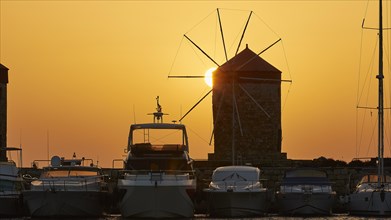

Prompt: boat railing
xmin=279 ymin=184 xmax=333 ymax=193
xmin=119 ymin=169 xmax=196 ymax=180
xmin=210 ymin=180 xmax=262 ymax=191
xmin=32 ymin=175 xmax=108 ymax=192
xmin=356 ymin=182 xmax=391 ymax=192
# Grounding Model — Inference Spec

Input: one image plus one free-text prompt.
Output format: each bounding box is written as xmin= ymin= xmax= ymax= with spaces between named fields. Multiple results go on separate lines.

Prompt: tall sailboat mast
xmin=377 ymin=0 xmax=384 ymax=185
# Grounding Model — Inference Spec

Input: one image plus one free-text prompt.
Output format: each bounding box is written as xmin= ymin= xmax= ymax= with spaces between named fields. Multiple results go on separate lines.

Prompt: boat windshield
xmin=212 ymin=171 xmax=259 ymax=181
xmin=0 ymin=179 xmax=22 ymax=191
xmin=359 ymin=174 xmax=391 ymax=184
xmin=132 ymin=127 xmax=185 ymax=146
xmin=285 ymin=169 xmax=327 ymax=178
xmin=126 ymin=158 xmax=191 ymax=171
xmin=41 ymin=169 xmax=100 ymax=178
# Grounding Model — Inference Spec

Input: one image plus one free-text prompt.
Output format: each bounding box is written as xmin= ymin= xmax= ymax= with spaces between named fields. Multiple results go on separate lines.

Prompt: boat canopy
xmin=285 ymin=169 xmax=327 ymax=178
xmin=212 ymin=166 xmax=260 ymax=181
xmin=358 ymin=174 xmax=391 ymax=184
xmin=282 ymin=169 xmax=331 ymax=186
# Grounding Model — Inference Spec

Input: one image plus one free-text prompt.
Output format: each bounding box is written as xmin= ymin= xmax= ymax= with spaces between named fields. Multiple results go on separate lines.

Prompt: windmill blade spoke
xmin=239 ymin=84 xmax=271 ymax=118
xmin=209 ymin=87 xmax=227 ymax=145
xmin=239 ymin=77 xmax=292 ymax=83
xmin=184 ymin=34 xmax=220 ymax=67
xmin=235 ymin=11 xmax=253 ymax=56
xmin=217 ymin=8 xmax=228 ymax=62
xmin=179 ymin=89 xmax=212 ymax=122
xmin=168 ymin=76 xmax=205 ymax=78
xmin=233 ymin=87 xmax=244 ymax=136
xmin=209 ymin=129 xmax=214 ymax=146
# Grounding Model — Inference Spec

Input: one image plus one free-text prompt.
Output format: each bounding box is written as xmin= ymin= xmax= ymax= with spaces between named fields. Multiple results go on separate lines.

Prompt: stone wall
xmin=212 ymin=80 xmax=283 ymax=163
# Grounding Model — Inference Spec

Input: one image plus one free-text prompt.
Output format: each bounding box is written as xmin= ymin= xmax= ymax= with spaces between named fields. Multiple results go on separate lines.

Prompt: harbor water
xmin=4 ymin=214 xmax=387 ymax=220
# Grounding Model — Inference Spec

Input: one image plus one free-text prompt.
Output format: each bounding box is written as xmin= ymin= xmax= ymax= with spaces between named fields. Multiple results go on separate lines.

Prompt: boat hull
xmin=23 ymin=190 xmax=107 ymax=217
xmin=118 ymin=179 xmax=195 ymax=218
xmin=205 ymin=190 xmax=268 ymax=217
xmin=349 ymin=190 xmax=391 ymax=216
xmin=276 ymin=192 xmax=335 ymax=215
xmin=0 ymin=194 xmax=22 ymax=216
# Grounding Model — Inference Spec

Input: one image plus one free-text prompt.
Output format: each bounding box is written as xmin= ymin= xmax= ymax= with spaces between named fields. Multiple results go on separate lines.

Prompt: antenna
xmin=47 ymin=129 xmax=50 ymax=162
xmin=133 ymin=104 xmax=137 ymax=124
xmin=147 ymin=96 xmax=168 ymax=123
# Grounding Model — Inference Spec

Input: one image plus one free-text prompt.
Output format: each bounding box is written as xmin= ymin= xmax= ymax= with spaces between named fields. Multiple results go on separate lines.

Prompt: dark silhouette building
xmin=0 ymin=64 xmax=9 ymax=162
xmin=209 ymin=46 xmax=286 ymax=164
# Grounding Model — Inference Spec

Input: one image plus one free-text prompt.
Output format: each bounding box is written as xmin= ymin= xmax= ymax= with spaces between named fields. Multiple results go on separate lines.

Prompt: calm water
xmin=5 ymin=214 xmax=388 ymax=220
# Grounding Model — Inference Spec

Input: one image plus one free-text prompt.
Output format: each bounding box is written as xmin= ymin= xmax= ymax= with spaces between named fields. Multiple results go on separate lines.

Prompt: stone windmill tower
xmin=169 ymin=9 xmax=290 ymax=165
xmin=0 ymin=64 xmax=9 ymax=162
xmin=211 ymin=45 xmax=284 ymax=164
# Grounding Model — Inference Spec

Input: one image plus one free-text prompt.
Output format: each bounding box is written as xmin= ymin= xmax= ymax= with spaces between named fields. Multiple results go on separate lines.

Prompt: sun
xmin=204 ymin=67 xmax=216 ymax=88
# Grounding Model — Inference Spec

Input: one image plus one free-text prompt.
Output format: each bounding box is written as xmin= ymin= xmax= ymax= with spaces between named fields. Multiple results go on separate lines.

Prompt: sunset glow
xmin=0 ymin=1 xmax=390 ymax=167
xmin=204 ymin=67 xmax=216 ymax=88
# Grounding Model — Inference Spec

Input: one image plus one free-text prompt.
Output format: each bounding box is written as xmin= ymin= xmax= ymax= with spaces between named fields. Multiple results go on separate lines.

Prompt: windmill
xmin=169 ymin=9 xmax=292 ymax=165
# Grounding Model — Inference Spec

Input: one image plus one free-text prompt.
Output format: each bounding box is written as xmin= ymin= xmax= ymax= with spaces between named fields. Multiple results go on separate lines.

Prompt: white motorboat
xmin=23 ymin=155 xmax=108 ymax=217
xmin=203 ymin=165 xmax=268 ymax=217
xmin=348 ymin=0 xmax=391 ymax=216
xmin=117 ymin=98 xmax=196 ymax=218
xmin=0 ymin=147 xmax=24 ymax=217
xmin=349 ymin=173 xmax=391 ymax=215
xmin=276 ymin=168 xmax=336 ymax=215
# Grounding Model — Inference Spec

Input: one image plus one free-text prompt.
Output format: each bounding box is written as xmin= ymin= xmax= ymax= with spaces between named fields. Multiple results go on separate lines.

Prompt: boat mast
xmin=377 ymin=0 xmax=384 ymax=185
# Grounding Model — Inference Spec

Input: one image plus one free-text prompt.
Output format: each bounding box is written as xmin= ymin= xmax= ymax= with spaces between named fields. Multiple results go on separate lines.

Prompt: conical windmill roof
xmin=219 ymin=45 xmax=281 ymax=74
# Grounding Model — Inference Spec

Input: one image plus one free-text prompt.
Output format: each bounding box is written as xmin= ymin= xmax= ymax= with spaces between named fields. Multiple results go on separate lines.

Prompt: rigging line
xmin=253 ymin=12 xmax=280 ymax=39
xmin=213 ymin=10 xmax=218 ymax=60
xmin=280 ymin=39 xmax=293 ymax=114
xmin=385 ymin=112 xmax=391 ymax=157
xmin=186 ymin=125 xmax=210 ymax=145
xmin=217 ymin=8 xmax=228 ymax=62
xmin=184 ymin=9 xmax=217 ymax=35
xmin=365 ymin=114 xmax=378 ymax=157
xmin=357 ymin=19 xmax=365 ymax=107
xmin=209 ymin=87 xmax=227 ymax=145
xmin=281 ymin=39 xmax=293 ymax=82
xmin=179 ymin=89 xmax=212 ymax=122
xmin=228 ymin=16 xmax=246 ymax=55
xmin=217 ymin=8 xmax=250 ymax=12
xmin=281 ymin=82 xmax=292 ymax=114
xmin=357 ymin=107 xmax=369 ymax=157
xmin=357 ymin=39 xmax=378 ymax=106
xmin=356 ymin=18 xmax=366 ymax=157
xmin=168 ymin=37 xmax=185 ymax=77
xmin=186 ymin=37 xmax=207 ymax=68
xmin=184 ymin=34 xmax=220 ymax=67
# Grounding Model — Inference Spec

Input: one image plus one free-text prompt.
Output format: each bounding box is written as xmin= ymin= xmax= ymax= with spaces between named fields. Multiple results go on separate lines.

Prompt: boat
xmin=23 ymin=154 xmax=109 ymax=217
xmin=203 ymin=165 xmax=268 ymax=217
xmin=348 ymin=0 xmax=391 ymax=216
xmin=0 ymin=147 xmax=24 ymax=217
xmin=276 ymin=168 xmax=336 ymax=215
xmin=117 ymin=97 xmax=197 ymax=218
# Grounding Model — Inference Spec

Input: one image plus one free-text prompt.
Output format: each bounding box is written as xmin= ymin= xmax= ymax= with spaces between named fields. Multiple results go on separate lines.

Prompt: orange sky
xmin=1 ymin=1 xmax=390 ymax=168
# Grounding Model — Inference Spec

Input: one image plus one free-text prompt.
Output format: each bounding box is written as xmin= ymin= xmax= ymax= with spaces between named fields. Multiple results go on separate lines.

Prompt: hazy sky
xmin=1 ymin=1 xmax=390 ymax=168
